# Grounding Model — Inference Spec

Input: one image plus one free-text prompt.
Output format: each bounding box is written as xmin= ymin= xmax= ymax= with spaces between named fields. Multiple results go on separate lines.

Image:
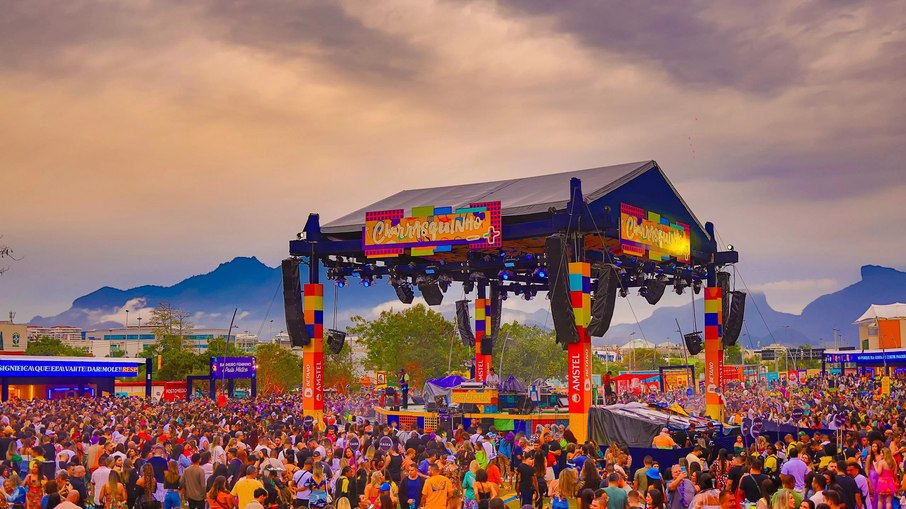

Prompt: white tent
xmin=619 ymin=338 xmax=656 ymax=350
xmin=854 ymin=303 xmax=906 ymax=324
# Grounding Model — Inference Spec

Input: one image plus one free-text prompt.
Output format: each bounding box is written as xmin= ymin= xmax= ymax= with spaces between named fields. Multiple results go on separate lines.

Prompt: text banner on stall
xmin=210 ymin=357 xmax=256 ymax=379
xmin=0 ymin=360 xmax=141 ymax=377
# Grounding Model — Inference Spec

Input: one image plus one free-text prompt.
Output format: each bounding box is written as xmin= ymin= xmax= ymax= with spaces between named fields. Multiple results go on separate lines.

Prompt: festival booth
xmin=0 ymin=356 xmax=151 ymax=401
xmin=287 ymin=160 xmax=738 ymax=435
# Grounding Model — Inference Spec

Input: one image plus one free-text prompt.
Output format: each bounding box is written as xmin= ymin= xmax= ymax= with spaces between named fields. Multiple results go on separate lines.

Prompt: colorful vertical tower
xmin=474 ymin=285 xmax=490 ymax=382
xmin=567 ymin=262 xmax=593 ymax=441
xmin=303 ymin=283 xmax=325 ymax=422
xmin=704 ymin=286 xmax=724 ymax=420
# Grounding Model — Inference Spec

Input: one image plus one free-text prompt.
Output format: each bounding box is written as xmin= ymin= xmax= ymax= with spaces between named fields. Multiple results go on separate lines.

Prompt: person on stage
xmin=485 ymin=368 xmax=500 ymax=388
xmin=399 ymin=370 xmax=410 ymax=409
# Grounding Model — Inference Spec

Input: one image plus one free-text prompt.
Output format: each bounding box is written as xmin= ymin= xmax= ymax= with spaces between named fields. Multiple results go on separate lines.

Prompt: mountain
xmin=601 ymin=265 xmax=906 ymax=348
xmin=30 ymin=259 xmax=906 ymax=347
xmin=602 ymin=292 xmax=805 ymax=348
xmin=29 ymin=257 xmax=397 ymax=332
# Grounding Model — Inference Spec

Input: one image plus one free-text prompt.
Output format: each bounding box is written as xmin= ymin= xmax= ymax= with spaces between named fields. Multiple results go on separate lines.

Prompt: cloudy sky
xmin=1 ymin=0 xmax=904 ymax=326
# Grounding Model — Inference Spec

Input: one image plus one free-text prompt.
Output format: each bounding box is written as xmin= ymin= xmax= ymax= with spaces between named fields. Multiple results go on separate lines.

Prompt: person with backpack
xmin=334 ymin=467 xmax=353 ymax=507
xmin=291 ymin=461 xmax=312 ymax=509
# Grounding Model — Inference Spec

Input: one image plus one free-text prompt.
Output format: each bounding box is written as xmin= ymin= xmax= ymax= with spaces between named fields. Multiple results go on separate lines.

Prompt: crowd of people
xmin=0 ymin=373 xmax=903 ymax=509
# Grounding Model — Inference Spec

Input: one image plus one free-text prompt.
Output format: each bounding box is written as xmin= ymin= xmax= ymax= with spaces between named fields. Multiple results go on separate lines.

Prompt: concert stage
xmin=374 ymin=404 xmax=570 ymax=435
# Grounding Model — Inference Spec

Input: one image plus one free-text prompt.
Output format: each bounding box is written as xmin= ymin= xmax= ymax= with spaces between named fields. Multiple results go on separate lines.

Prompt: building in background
xmin=0 ymin=321 xmax=28 ymax=355
xmin=856 ymin=303 xmax=906 ymax=350
xmin=81 ymin=326 xmax=260 ymax=355
xmin=27 ymin=325 xmax=83 ymax=343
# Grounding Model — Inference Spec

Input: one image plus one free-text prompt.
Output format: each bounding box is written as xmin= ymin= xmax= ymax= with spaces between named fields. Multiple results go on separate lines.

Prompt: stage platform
xmin=374 ymin=405 xmax=570 ymax=435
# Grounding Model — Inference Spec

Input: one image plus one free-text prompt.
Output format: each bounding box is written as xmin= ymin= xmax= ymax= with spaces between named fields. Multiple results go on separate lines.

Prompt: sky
xmin=1 ymin=0 xmax=905 ymax=327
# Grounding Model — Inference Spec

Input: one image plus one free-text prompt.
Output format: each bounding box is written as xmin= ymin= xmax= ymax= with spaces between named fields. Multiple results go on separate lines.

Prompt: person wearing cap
xmin=231 ymin=466 xmax=264 ymax=509
xmin=399 ymin=370 xmax=410 ymax=410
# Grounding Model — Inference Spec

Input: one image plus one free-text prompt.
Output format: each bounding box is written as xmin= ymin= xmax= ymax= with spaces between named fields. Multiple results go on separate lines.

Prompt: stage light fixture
xmin=674 ymin=278 xmax=687 ymax=295
xmin=336 ymin=276 xmax=347 ymax=288
xmin=693 ymin=279 xmax=703 ymax=294
xmin=391 ymin=278 xmax=414 ymax=304
xmin=500 ymin=289 xmax=508 ymax=300
xmin=727 ymin=244 xmax=735 ymax=251
xmin=498 ymin=269 xmax=515 ymax=281
xmin=619 ymin=288 xmax=628 ymax=298
xmin=533 ymin=266 xmax=547 ymax=279
xmin=361 ymin=275 xmax=373 ymax=287
xmin=463 ymin=280 xmax=475 ymax=293
xmin=638 ymin=284 xmax=649 ymax=298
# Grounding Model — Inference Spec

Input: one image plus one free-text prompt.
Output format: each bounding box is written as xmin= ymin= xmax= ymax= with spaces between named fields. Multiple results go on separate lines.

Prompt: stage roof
xmin=854 ymin=303 xmax=906 ymax=324
xmin=321 ymin=160 xmax=704 ymax=236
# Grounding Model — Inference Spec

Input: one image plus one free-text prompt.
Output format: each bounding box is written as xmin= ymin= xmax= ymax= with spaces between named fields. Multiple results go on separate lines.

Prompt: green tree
xmin=324 ymin=341 xmax=358 ymax=391
xmin=255 ymin=343 xmax=302 ymax=394
xmin=491 ymin=322 xmax=565 ymax=382
xmin=348 ymin=305 xmax=470 ymax=382
xmin=25 ymin=336 xmax=90 ymax=357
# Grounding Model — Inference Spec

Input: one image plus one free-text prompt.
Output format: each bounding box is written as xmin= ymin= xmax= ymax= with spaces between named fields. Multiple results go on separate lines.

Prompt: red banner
xmin=162 ymin=381 xmax=186 ymax=402
xmin=722 ymin=366 xmax=743 ymax=381
xmin=567 ymin=341 xmax=586 ymax=412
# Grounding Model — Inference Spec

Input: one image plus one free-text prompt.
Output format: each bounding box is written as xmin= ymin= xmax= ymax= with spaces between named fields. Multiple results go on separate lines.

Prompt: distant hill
xmin=29 ymin=257 xmax=398 ymax=332
xmin=29 ymin=259 xmax=906 ymax=347
xmin=602 ymin=265 xmax=906 ymax=348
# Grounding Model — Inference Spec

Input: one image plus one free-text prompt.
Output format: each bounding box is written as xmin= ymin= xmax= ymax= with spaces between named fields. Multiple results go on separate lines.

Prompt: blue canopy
xmin=427 ymin=375 xmax=466 ymax=389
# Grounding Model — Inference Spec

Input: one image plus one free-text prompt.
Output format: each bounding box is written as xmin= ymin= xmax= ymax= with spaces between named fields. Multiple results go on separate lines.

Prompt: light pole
xmin=125 ymin=309 xmax=129 ymax=329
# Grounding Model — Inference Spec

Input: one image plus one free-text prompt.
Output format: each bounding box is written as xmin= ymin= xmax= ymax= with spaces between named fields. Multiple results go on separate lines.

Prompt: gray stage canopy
xmin=588 ymin=402 xmax=718 ymax=447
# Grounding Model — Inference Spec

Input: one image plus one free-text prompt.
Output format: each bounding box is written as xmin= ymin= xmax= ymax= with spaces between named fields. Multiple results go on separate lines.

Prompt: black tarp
xmin=589 ymin=407 xmax=663 ymax=447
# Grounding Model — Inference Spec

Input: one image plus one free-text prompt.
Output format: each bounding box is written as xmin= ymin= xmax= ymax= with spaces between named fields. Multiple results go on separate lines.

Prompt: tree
xmin=148 ymin=302 xmax=192 ymax=350
xmin=255 ymin=343 xmax=302 ymax=394
xmin=491 ymin=322 xmax=565 ymax=382
xmin=348 ymin=304 xmax=471 ymax=383
xmin=25 ymin=336 xmax=90 ymax=357
xmin=324 ymin=342 xmax=358 ymax=391
xmin=0 ymin=237 xmax=17 ymax=276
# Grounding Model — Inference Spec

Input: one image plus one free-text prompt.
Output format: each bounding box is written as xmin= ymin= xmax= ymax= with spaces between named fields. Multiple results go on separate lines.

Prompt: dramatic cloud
xmin=0 ymin=0 xmax=904 ymax=328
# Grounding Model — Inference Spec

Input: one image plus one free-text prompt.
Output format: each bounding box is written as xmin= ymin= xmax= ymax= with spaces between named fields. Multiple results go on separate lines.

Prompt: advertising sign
xmin=787 ymin=370 xmax=799 ymax=385
xmin=619 ymin=203 xmax=691 ymax=263
xmin=825 ymin=350 xmax=906 ymax=363
xmin=0 ymin=359 xmax=140 ymax=377
xmin=363 ymin=201 xmax=502 ymax=258
xmin=451 ymin=388 xmax=497 ymax=405
xmin=567 ymin=341 xmax=587 ymax=412
xmin=162 ymin=381 xmax=187 ymax=402
xmin=210 ymin=357 xmax=256 ymax=379
xmin=722 ymin=366 xmax=743 ymax=381
xmin=661 ymin=366 xmax=694 ymax=392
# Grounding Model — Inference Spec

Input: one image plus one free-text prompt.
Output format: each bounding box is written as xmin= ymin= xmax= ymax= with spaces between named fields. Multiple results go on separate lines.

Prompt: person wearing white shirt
xmin=91 ymin=457 xmax=113 ymax=508
xmin=485 ymin=368 xmax=500 ymax=387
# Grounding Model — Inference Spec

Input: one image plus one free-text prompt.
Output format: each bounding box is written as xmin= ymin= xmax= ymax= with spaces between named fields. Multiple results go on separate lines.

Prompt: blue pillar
xmin=145 ymin=358 xmax=153 ymax=398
